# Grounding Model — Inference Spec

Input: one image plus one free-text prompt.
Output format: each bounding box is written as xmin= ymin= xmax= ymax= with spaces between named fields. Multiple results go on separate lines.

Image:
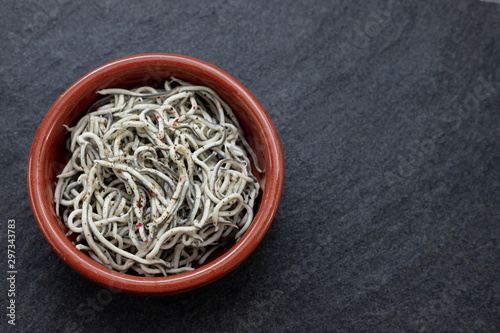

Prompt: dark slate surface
xmin=1 ymin=0 xmax=500 ymax=332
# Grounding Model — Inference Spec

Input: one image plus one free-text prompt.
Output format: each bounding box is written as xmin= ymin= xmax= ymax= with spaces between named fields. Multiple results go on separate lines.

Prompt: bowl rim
xmin=27 ymin=53 xmax=284 ymax=295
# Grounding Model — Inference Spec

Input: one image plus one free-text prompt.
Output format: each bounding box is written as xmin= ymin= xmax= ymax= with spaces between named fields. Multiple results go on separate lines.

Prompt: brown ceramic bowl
xmin=27 ymin=54 xmax=284 ymax=295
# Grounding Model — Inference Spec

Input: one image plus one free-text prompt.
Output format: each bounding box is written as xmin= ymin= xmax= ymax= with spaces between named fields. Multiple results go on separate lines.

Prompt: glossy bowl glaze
xmin=27 ymin=54 xmax=284 ymax=295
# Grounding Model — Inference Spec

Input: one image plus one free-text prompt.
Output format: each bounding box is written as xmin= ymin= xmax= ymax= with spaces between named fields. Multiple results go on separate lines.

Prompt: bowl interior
xmin=48 ymin=61 xmax=267 ymax=234
xmin=29 ymin=54 xmax=281 ymax=295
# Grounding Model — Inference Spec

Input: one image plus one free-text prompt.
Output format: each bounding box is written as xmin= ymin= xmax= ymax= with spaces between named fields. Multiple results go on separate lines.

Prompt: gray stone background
xmin=1 ymin=0 xmax=499 ymax=332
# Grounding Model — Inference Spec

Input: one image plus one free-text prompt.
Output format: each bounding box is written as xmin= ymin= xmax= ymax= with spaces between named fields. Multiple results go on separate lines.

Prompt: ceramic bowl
xmin=27 ymin=53 xmax=284 ymax=295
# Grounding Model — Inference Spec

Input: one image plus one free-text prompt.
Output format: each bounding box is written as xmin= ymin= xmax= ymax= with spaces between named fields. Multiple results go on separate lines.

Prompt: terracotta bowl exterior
xmin=27 ymin=54 xmax=284 ymax=295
